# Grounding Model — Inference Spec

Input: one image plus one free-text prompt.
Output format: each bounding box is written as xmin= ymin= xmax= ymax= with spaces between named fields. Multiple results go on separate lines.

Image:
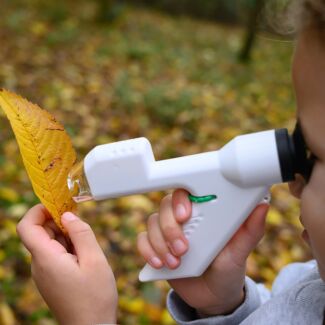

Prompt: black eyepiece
xmin=291 ymin=122 xmax=315 ymax=182
xmin=275 ymin=123 xmax=316 ymax=183
xmin=275 ymin=128 xmax=295 ymax=182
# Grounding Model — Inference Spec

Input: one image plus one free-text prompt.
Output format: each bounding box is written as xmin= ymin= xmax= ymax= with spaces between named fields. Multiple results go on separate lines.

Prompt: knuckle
xmin=173 ymin=189 xmax=188 ymax=203
xmin=148 ymin=233 xmax=167 ymax=256
xmin=152 ymin=243 xmax=167 ymax=256
xmin=72 ymin=220 xmax=92 ymax=235
xmin=137 ymin=231 xmax=147 ymax=243
xmin=150 ymin=240 xmax=169 ymax=258
xmin=147 ymin=213 xmax=158 ymax=228
xmin=137 ymin=232 xmax=146 ymax=247
xmin=137 ymin=232 xmax=148 ymax=254
xmin=172 ymin=189 xmax=183 ymax=202
xmin=16 ymin=221 xmax=23 ymax=236
xmin=161 ymin=194 xmax=172 ymax=207
xmin=161 ymin=224 xmax=179 ymax=241
xmin=16 ymin=219 xmax=28 ymax=238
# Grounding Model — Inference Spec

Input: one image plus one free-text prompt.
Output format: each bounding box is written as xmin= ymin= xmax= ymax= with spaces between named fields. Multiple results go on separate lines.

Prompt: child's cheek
xmin=300 ymin=185 xmax=325 ymax=277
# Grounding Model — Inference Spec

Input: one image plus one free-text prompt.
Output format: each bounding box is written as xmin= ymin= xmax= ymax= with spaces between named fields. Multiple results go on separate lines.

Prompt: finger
xmin=44 ymin=224 xmax=55 ymax=239
xmin=35 ymin=218 xmax=69 ymax=250
xmin=43 ymin=219 xmax=62 ymax=239
xmin=44 ymin=219 xmax=63 ymax=236
xmin=159 ymin=195 xmax=188 ymax=256
xmin=242 ymin=204 xmax=269 ymax=245
xmin=16 ymin=204 xmax=58 ymax=255
xmin=61 ymin=212 xmax=104 ymax=267
xmin=55 ymin=233 xmax=70 ymax=250
xmin=172 ymin=189 xmax=192 ymax=223
xmin=147 ymin=212 xmax=180 ymax=269
xmin=137 ymin=232 xmax=163 ymax=269
xmin=17 ymin=204 xmax=50 ymax=228
xmin=227 ymin=204 xmax=269 ymax=266
xmin=43 ymin=219 xmax=69 ymax=249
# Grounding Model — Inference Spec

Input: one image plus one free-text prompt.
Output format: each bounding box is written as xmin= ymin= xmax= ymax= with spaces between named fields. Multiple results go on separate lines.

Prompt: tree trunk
xmin=238 ymin=0 xmax=265 ymax=63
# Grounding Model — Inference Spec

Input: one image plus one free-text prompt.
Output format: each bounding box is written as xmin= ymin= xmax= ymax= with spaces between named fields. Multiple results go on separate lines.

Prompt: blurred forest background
xmin=0 ymin=0 xmax=312 ymax=324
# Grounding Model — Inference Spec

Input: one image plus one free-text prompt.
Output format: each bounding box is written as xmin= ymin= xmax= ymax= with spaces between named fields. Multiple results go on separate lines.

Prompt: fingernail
xmin=150 ymin=256 xmax=163 ymax=268
xmin=62 ymin=212 xmax=77 ymax=222
xmin=172 ymin=239 xmax=187 ymax=255
xmin=176 ymin=204 xmax=186 ymax=219
xmin=165 ymin=253 xmax=179 ymax=268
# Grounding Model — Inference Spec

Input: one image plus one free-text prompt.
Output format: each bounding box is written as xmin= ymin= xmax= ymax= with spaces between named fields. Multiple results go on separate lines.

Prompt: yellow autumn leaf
xmin=0 ymin=89 xmax=77 ymax=231
xmin=0 ymin=302 xmax=16 ymax=325
xmin=0 ymin=187 xmax=19 ymax=203
xmin=144 ymin=303 xmax=163 ymax=322
xmin=267 ymin=207 xmax=283 ymax=226
xmin=161 ymin=309 xmax=176 ymax=325
xmin=119 ymin=296 xmax=145 ymax=314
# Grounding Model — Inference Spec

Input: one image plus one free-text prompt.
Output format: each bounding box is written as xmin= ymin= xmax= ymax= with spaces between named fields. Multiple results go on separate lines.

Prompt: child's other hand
xmin=17 ymin=204 xmax=118 ymax=325
xmin=137 ymin=190 xmax=269 ymax=317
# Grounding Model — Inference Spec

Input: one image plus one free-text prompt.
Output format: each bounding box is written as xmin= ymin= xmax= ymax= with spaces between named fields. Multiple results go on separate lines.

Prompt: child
xmin=137 ymin=0 xmax=325 ymax=323
xmin=16 ymin=0 xmax=325 ymax=324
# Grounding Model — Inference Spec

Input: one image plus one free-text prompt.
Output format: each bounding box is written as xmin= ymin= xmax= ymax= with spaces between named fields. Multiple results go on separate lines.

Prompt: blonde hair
xmin=285 ymin=0 xmax=325 ymax=33
xmin=264 ymin=0 xmax=325 ymax=35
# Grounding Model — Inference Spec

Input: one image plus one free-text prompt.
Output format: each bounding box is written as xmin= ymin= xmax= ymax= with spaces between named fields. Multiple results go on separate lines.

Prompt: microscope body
xmin=80 ymin=130 xmax=286 ymax=281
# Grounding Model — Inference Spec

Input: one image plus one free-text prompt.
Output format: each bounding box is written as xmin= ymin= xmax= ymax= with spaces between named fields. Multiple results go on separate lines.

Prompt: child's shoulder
xmin=272 ymin=260 xmax=319 ymax=296
xmin=243 ymin=260 xmax=325 ymax=325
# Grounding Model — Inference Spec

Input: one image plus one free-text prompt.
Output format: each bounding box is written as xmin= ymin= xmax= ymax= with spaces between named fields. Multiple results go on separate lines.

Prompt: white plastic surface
xmin=84 ymin=130 xmax=282 ymax=281
xmin=219 ymin=130 xmax=283 ymax=187
xmin=139 ymin=186 xmax=270 ymax=281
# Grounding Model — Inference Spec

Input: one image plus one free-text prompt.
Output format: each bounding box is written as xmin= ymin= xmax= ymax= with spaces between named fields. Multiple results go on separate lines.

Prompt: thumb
xmin=226 ymin=204 xmax=269 ymax=266
xmin=61 ymin=212 xmax=102 ymax=266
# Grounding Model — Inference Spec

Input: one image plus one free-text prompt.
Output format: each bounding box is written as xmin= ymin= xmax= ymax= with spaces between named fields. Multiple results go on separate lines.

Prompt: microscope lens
xmin=67 ymin=162 xmax=93 ymax=202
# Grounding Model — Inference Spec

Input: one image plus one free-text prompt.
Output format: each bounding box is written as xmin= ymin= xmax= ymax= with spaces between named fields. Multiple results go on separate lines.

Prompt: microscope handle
xmin=139 ymin=186 xmax=269 ymax=282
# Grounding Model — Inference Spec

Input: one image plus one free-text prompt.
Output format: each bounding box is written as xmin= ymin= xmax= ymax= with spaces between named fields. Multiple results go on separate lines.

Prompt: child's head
xmin=288 ymin=0 xmax=325 ymax=279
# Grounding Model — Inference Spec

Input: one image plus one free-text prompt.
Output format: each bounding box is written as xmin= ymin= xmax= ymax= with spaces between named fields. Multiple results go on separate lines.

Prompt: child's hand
xmin=16 ymin=204 xmax=118 ymax=325
xmin=137 ymin=190 xmax=269 ymax=317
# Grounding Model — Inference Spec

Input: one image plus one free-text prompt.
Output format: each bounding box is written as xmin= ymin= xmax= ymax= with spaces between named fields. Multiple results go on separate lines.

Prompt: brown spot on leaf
xmin=45 ymin=157 xmax=62 ymax=172
xmin=45 ymin=127 xmax=64 ymax=131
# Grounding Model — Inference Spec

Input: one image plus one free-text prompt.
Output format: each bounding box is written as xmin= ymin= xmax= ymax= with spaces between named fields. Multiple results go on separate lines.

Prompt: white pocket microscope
xmin=67 ymin=122 xmax=314 ymax=282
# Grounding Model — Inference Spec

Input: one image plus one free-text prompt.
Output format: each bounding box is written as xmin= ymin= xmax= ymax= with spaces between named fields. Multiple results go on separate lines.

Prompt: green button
xmin=188 ymin=194 xmax=217 ymax=203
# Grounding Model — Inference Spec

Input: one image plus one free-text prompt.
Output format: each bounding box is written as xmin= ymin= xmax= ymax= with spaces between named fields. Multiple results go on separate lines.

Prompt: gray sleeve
xmin=166 ymin=260 xmax=317 ymax=324
xmin=167 ymin=276 xmax=267 ymax=325
xmin=271 ymin=260 xmax=317 ymax=296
